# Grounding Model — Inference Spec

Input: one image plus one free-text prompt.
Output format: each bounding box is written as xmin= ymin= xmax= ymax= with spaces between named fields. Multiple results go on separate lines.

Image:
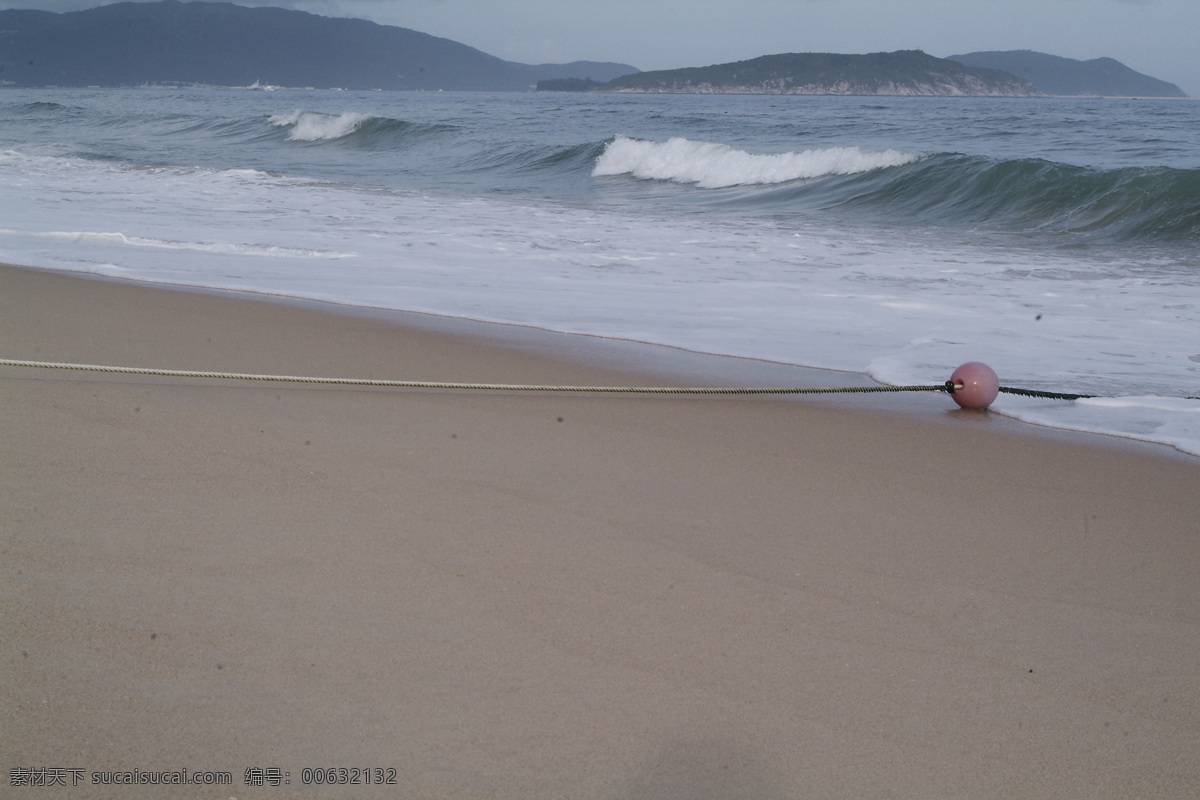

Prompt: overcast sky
xmin=4 ymin=0 xmax=1198 ymax=95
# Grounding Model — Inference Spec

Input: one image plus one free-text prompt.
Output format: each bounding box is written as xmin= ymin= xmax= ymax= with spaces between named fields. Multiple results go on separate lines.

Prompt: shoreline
xmin=4 ymin=262 xmax=1195 ymax=464
xmin=3 ymin=262 xmax=1198 ymax=798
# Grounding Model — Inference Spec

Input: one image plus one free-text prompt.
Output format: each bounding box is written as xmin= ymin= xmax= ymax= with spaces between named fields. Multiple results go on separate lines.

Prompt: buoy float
xmin=948 ymin=362 xmax=999 ymax=410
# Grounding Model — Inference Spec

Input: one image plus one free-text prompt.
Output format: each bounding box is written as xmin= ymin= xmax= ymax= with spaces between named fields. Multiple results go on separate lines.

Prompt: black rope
xmin=941 ymin=380 xmax=1096 ymax=402
xmin=998 ymin=386 xmax=1095 ymax=401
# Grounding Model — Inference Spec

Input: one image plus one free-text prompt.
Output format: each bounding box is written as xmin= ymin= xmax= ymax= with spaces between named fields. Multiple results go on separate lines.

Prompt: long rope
xmin=0 ymin=357 xmax=945 ymax=396
xmin=0 ymin=357 xmax=1114 ymax=400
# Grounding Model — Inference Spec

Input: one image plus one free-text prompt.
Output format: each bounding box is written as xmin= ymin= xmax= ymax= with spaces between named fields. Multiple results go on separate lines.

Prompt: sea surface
xmin=2 ymin=87 xmax=1198 ymax=455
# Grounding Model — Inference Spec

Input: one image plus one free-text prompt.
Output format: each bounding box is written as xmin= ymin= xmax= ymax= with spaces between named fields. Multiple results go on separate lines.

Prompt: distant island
xmin=0 ymin=0 xmax=637 ymax=90
xmin=946 ymin=51 xmax=1186 ymax=97
xmin=541 ymin=51 xmax=1040 ymax=97
xmin=541 ymin=50 xmax=1190 ymax=99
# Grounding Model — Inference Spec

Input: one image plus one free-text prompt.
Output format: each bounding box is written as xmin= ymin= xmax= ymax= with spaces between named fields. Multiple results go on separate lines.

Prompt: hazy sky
xmin=5 ymin=0 xmax=1198 ymax=95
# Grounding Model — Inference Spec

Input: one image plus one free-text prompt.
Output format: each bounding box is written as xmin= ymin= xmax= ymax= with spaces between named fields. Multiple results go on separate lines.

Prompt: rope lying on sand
xmin=0 ymin=357 xmax=1093 ymax=400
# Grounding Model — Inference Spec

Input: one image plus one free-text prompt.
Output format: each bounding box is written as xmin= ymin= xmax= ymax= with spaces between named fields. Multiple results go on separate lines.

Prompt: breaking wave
xmin=592 ymin=136 xmax=1200 ymax=244
xmin=591 ymin=136 xmax=920 ymax=188
xmin=268 ymin=110 xmax=458 ymax=144
xmin=270 ymin=110 xmax=374 ymax=141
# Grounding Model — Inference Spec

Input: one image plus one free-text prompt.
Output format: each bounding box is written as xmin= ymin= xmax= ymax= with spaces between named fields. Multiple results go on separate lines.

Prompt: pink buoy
xmin=949 ymin=362 xmax=999 ymax=410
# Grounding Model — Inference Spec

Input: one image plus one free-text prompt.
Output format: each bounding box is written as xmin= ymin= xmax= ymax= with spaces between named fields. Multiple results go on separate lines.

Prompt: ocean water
xmin=1 ymin=87 xmax=1198 ymax=455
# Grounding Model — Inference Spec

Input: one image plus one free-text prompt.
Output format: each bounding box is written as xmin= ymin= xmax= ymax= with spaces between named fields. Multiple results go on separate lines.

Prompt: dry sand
xmin=2 ymin=264 xmax=1198 ymax=799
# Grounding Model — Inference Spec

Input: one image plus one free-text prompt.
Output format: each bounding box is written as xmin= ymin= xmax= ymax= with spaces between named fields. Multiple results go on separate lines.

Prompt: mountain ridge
xmin=0 ymin=0 xmax=638 ymax=90
xmin=1 ymin=3 xmax=1185 ymax=98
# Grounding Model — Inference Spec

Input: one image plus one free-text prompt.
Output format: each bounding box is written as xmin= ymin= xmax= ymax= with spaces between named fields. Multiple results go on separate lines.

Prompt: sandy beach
xmin=2 ymin=263 xmax=1198 ymax=799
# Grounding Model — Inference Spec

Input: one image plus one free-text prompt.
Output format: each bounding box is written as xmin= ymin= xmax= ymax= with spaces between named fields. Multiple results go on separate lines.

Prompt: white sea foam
xmin=0 ymin=227 xmax=350 ymax=258
xmin=592 ymin=136 xmax=919 ymax=188
xmin=996 ymin=395 xmax=1200 ymax=457
xmin=269 ymin=110 xmax=373 ymax=141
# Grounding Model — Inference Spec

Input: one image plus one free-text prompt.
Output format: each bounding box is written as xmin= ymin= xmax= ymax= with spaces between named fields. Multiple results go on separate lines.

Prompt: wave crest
xmin=269 ymin=110 xmax=375 ymax=141
xmin=592 ymin=136 xmax=920 ymax=188
xmin=820 ymin=154 xmax=1200 ymax=243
